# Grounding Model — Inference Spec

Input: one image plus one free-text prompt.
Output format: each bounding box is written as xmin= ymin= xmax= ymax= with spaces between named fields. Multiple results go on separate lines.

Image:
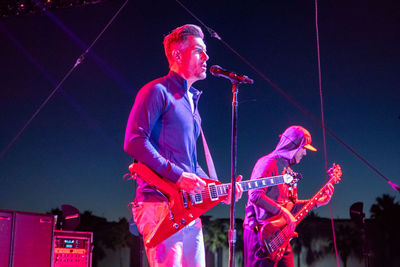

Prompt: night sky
xmin=1 ymin=0 xmax=399 ymax=222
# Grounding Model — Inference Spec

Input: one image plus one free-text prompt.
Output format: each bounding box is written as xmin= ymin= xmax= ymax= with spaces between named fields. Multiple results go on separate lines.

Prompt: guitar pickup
xmin=208 ymin=183 xmax=218 ymax=201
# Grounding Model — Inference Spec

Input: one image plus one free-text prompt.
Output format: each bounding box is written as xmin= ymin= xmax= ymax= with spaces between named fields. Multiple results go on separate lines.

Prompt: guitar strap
xmin=200 ymin=128 xmax=218 ymax=180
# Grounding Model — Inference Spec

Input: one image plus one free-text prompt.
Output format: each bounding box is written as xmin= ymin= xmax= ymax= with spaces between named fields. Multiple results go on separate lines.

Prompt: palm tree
xmin=370 ymin=194 xmax=400 ymax=221
xmin=202 ymin=217 xmax=229 ymax=267
xmin=291 ymin=237 xmax=303 ymax=267
xmin=328 ymin=223 xmax=362 ymax=267
xmin=294 ymin=212 xmax=328 ymax=266
xmin=369 ymin=194 xmax=400 ymax=267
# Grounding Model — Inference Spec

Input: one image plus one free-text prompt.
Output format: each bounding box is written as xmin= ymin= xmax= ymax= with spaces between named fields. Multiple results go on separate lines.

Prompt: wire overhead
xmin=0 ymin=0 xmax=130 ymax=161
xmin=174 ymin=0 xmax=399 ymax=195
xmin=313 ymin=0 xmax=340 ymax=266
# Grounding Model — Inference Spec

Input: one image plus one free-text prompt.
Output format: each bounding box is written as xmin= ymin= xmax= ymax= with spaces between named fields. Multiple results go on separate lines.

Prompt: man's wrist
xmin=176 ymin=171 xmax=185 ymax=185
xmin=177 ymin=175 xmax=183 ymax=184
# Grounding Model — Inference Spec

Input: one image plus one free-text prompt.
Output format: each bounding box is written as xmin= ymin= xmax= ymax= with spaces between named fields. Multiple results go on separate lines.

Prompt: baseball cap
xmin=280 ymin=125 xmax=317 ymax=151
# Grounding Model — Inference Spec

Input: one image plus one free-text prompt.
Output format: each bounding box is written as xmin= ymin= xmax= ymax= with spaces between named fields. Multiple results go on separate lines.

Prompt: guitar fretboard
xmin=216 ymin=175 xmax=289 ymax=197
xmin=265 ymin=167 xmax=341 ymax=255
xmin=294 ymin=176 xmax=337 ymax=223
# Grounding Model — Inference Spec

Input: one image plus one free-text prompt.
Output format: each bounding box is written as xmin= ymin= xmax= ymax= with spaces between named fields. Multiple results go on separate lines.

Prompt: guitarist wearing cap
xmin=243 ymin=125 xmax=335 ymax=267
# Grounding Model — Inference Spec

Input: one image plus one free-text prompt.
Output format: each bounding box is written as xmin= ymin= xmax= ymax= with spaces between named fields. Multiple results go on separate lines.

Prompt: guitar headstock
xmin=283 ymin=174 xmax=294 ymax=184
xmin=327 ymin=163 xmax=342 ymax=184
xmin=283 ymin=169 xmax=303 ymax=185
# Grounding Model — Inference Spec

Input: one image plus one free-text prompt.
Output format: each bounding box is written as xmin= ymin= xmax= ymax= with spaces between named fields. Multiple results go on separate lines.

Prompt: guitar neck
xmin=294 ymin=176 xmax=336 ymax=225
xmin=216 ymin=175 xmax=289 ymax=197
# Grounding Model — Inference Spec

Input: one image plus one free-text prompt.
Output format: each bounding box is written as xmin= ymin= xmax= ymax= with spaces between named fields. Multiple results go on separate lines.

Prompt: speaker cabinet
xmin=0 ymin=210 xmax=55 ymax=267
xmin=0 ymin=211 xmax=13 ymax=267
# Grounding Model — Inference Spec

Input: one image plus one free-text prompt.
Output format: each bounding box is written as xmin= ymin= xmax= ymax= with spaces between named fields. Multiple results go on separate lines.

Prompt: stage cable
xmin=0 ymin=0 xmax=129 ymax=161
xmin=314 ymin=0 xmax=340 ymax=266
xmin=174 ymin=0 xmax=400 ymax=194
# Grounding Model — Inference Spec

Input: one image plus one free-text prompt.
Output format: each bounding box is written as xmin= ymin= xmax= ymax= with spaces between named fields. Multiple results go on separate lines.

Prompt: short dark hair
xmin=163 ymin=24 xmax=204 ymax=65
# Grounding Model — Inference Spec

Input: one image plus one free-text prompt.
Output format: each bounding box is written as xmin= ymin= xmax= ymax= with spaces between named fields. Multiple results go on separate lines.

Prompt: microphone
xmin=209 ymin=65 xmax=254 ymax=84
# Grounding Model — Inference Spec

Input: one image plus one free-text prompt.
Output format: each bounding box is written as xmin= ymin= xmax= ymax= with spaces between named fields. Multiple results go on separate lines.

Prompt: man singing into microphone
xmin=124 ymin=24 xmax=242 ymax=267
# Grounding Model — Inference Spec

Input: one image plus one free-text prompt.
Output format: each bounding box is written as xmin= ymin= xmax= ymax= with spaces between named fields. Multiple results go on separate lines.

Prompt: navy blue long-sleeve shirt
xmin=124 ymin=71 xmax=209 ymax=202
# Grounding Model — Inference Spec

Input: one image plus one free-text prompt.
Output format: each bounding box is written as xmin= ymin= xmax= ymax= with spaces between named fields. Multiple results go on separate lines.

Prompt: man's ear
xmin=172 ymin=49 xmax=181 ymax=62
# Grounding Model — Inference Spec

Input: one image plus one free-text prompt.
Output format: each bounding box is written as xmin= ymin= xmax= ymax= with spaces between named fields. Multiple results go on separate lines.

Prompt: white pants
xmin=132 ymin=202 xmax=205 ymax=267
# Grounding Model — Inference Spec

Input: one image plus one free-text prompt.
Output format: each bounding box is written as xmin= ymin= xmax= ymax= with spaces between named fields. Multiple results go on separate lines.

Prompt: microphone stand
xmin=229 ymin=82 xmax=239 ymax=267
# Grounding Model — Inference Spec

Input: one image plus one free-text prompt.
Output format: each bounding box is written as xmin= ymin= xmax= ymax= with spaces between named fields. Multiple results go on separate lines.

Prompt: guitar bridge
xmin=183 ymin=191 xmax=203 ymax=206
xmin=190 ymin=193 xmax=203 ymax=204
xmin=182 ymin=191 xmax=189 ymax=208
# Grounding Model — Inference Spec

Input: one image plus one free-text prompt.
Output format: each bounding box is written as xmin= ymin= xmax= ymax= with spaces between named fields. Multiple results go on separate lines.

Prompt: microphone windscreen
xmin=209 ymin=65 xmax=222 ymax=76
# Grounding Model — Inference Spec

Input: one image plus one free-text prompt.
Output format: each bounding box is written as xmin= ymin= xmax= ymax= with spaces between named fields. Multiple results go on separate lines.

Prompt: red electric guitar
xmin=129 ymin=162 xmax=298 ymax=248
xmin=259 ymin=163 xmax=342 ymax=262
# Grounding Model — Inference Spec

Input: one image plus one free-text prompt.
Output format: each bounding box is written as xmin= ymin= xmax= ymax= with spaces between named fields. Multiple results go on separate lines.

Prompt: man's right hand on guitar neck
xmin=177 ymin=172 xmax=207 ymax=194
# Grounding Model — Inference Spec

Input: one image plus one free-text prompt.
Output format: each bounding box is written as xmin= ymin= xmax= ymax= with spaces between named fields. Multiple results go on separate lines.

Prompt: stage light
xmin=0 ymin=0 xmax=111 ymax=17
